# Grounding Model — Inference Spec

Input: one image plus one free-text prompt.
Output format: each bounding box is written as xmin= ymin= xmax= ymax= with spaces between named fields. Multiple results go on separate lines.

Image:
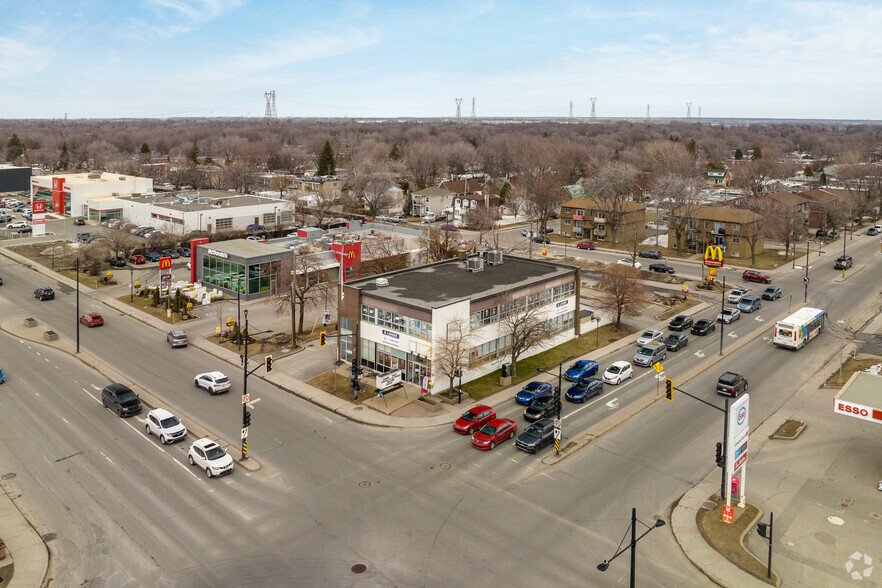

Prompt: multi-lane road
xmin=0 ymin=226 xmax=879 ymax=586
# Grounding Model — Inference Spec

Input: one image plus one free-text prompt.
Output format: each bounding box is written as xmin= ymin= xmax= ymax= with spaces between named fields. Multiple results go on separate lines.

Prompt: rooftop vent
xmin=486 ymin=250 xmax=503 ymax=265
xmin=467 ymin=257 xmax=484 ymax=272
xmin=88 ymin=173 xmax=101 ymax=179
xmin=376 ymin=277 xmax=389 ymax=288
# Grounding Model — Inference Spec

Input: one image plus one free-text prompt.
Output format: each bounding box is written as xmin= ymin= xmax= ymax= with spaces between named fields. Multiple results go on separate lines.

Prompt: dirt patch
xmin=0 ymin=561 xmax=13 ymax=585
xmin=697 ymin=494 xmax=777 ymax=585
xmin=307 ymin=369 xmax=378 ymax=402
xmin=770 ymin=419 xmax=806 ymax=439
xmin=116 ymin=294 xmax=200 ymax=324
xmin=823 ymin=357 xmax=881 ymax=388
xmin=207 ymin=332 xmax=294 ymax=358
xmin=656 ymin=298 xmax=701 ymax=321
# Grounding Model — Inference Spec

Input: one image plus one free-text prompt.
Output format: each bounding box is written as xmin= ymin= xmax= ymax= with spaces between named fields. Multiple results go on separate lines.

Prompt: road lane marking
xmin=606 ymin=398 xmax=619 ymax=409
xmin=695 ymin=350 xmax=705 ymax=358
xmin=100 ymin=452 xmax=115 ymax=465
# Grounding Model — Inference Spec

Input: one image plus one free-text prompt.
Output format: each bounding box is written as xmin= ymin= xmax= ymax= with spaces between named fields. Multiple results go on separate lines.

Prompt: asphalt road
xmin=0 ymin=228 xmax=879 ymax=586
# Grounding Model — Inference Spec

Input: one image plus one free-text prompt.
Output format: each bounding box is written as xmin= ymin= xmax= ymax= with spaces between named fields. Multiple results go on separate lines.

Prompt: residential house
xmin=289 ymin=176 xmax=343 ymax=204
xmin=559 ymin=197 xmax=646 ymax=242
xmin=796 ymin=188 xmax=866 ymax=229
xmin=707 ymin=169 xmax=732 ymax=187
xmin=411 ymin=186 xmax=456 ymax=218
xmin=764 ymin=191 xmax=811 ymax=224
xmin=670 ymin=205 xmax=763 ymax=259
xmin=438 ymin=177 xmax=500 ymax=223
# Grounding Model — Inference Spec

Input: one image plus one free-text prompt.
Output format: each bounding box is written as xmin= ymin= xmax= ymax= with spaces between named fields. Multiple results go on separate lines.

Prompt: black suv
xmin=834 ymin=255 xmax=853 ymax=270
xmin=34 ymin=287 xmax=54 ymax=300
xmin=523 ymin=395 xmax=562 ymax=422
xmin=102 ymin=383 xmax=142 ymax=417
xmin=716 ymin=372 xmax=748 ymax=397
xmin=668 ymin=315 xmax=693 ymax=331
xmin=516 ymin=419 xmax=555 ymax=454
xmin=638 ymin=250 xmax=662 ymax=259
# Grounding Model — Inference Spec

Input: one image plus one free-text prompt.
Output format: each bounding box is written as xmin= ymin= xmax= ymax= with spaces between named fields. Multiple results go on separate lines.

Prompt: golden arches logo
xmin=703 ymin=245 xmax=724 ymax=267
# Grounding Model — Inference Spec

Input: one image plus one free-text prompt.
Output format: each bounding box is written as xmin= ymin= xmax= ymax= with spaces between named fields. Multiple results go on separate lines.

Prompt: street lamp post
xmin=536 ymin=363 xmax=563 ymax=416
xmin=76 ymin=257 xmax=80 ymax=353
xmin=455 ymin=366 xmax=463 ymax=404
xmin=597 ymin=507 xmax=666 ymax=587
xmin=129 ymin=267 xmax=134 ymax=302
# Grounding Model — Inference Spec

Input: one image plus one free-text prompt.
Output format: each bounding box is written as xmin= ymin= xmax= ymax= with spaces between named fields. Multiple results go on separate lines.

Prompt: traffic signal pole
xmin=669 ymin=383 xmax=729 ymax=500
xmin=239 ymin=309 xmax=273 ymax=460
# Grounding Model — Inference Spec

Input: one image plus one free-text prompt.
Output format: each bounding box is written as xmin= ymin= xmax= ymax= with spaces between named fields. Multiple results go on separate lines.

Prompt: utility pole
xmin=719 ymin=276 xmax=726 ymax=356
xmin=239 ymin=309 xmax=272 ymax=460
xmin=76 ymin=257 xmax=80 ymax=353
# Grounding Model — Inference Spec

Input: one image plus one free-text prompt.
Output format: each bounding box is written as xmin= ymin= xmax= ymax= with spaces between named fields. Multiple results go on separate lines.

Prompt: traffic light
xmin=715 ymin=442 xmax=724 ymax=467
xmin=351 ymin=363 xmax=358 ymax=377
xmin=357 ymin=366 xmax=364 ymax=377
xmin=265 ymin=355 xmax=273 ymax=373
xmin=757 ymin=522 xmax=769 ymax=539
xmin=320 ymin=331 xmax=327 ymax=347
xmin=664 ymin=378 xmax=673 ymax=401
xmin=244 ymin=410 xmax=252 ymax=427
xmin=350 ymin=378 xmax=360 ymax=390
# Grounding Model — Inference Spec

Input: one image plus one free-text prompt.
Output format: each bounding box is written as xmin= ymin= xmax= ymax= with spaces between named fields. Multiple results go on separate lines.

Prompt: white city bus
xmin=774 ymin=307 xmax=826 ymax=349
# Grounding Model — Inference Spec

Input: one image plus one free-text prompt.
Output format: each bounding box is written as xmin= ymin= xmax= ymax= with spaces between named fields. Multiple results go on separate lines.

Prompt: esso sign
xmin=837 ymin=402 xmax=868 ymax=417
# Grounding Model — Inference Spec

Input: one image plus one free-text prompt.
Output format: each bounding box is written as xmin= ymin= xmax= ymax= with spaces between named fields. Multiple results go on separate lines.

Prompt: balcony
xmin=593 ymin=217 xmax=606 ymax=224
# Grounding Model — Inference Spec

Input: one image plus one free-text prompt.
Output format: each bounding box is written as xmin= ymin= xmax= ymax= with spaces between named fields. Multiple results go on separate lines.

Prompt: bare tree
xmin=652 ymin=173 xmax=705 ymax=254
xmin=348 ymin=152 xmax=398 ymax=215
xmin=403 ymin=140 xmax=445 ymax=189
xmin=268 ymin=248 xmax=333 ymax=335
xmin=361 ymin=237 xmax=410 ymax=275
xmin=434 ymin=317 xmax=475 ymax=396
xmin=204 ymin=299 xmax=231 ymax=337
xmin=466 ymin=205 xmax=499 ymax=244
xmin=595 ymin=265 xmax=651 ymax=327
xmin=765 ymin=201 xmax=806 ymax=261
xmin=583 ymin=161 xmax=639 ymax=244
xmin=101 ymin=226 xmax=141 ymax=259
xmin=497 ymin=291 xmax=556 ymax=377
xmin=269 ymin=175 xmax=292 ymax=199
xmin=620 ymin=222 xmax=648 ymax=265
xmin=837 ymin=151 xmax=872 ymax=221
xmin=737 ymin=200 xmax=770 ymax=267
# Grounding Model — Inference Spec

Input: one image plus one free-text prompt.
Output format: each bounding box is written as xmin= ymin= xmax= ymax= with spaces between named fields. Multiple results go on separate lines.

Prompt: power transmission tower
xmin=455 ymin=98 xmax=462 ymax=119
xmin=590 ymin=97 xmax=597 ymax=122
xmin=471 ymin=97 xmax=476 ymax=120
xmin=569 ymin=101 xmax=574 ymax=123
xmin=686 ymin=102 xmax=692 ymax=120
xmin=264 ymin=91 xmax=277 ymax=120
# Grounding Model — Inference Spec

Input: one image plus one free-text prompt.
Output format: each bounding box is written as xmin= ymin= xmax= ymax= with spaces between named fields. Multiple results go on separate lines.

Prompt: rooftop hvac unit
xmin=486 ymin=250 xmax=503 ymax=265
xmin=467 ymin=257 xmax=484 ymax=272
xmin=376 ymin=277 xmax=389 ymax=287
xmin=88 ymin=173 xmax=101 ymax=179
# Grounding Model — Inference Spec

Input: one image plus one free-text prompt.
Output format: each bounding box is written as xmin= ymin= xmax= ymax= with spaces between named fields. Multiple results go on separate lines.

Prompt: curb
xmin=0 ymin=478 xmax=49 ymax=588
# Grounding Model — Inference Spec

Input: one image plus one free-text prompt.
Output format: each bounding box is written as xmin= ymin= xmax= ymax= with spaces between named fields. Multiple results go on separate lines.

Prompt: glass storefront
xmin=202 ymin=255 xmax=280 ymax=296
xmin=359 ymin=338 xmax=429 ymax=385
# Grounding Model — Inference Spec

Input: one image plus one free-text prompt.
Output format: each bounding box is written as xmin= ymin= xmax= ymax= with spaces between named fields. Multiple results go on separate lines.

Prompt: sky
xmin=1 ymin=0 xmax=881 ymax=120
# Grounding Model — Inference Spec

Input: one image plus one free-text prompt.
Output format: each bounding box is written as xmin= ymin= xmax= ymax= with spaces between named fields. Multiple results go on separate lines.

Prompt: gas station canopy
xmin=834 ymin=372 xmax=882 ymax=424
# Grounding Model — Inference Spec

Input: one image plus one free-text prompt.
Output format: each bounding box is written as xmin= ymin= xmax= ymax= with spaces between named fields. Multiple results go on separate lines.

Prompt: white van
xmin=422 ymin=212 xmax=436 ymax=223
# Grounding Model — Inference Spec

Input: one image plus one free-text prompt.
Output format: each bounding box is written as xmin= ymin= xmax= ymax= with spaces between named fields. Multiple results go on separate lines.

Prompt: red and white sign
xmin=834 ymin=400 xmax=882 ymax=424
xmin=32 ymin=201 xmax=46 ymax=214
xmin=241 ymin=394 xmax=250 ymax=404
xmin=158 ymin=256 xmax=172 ymax=271
xmin=33 ymin=218 xmax=46 ymax=225
xmin=722 ymin=505 xmax=734 ymax=524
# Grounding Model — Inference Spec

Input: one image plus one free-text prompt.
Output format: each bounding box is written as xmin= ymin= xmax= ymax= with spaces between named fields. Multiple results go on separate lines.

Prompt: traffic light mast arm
xmin=247 ymin=360 xmax=268 ymax=377
xmin=672 ymin=385 xmax=726 ymax=414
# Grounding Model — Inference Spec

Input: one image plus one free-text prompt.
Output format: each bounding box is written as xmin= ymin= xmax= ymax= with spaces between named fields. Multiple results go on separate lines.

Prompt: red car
xmin=80 ymin=313 xmax=104 ymax=327
xmin=453 ymin=405 xmax=496 ymax=434
xmin=576 ymin=241 xmax=596 ymax=250
xmin=128 ymin=254 xmax=146 ymax=264
xmin=742 ymin=270 xmax=771 ymax=284
xmin=471 ymin=418 xmax=517 ymax=450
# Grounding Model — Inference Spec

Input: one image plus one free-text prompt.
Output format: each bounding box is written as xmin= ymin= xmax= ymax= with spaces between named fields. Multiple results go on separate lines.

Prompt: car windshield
xmin=637 ymin=347 xmax=654 ymax=356
xmin=607 ymin=365 xmax=621 ymax=374
xmin=117 ymin=390 xmax=138 ymax=403
xmin=570 ymin=362 xmax=585 ymax=370
xmin=460 ymin=412 xmax=477 ymax=422
xmin=532 ymin=399 xmax=550 ymax=408
xmin=479 ymin=424 xmax=497 ymax=435
xmin=641 ymin=331 xmax=654 ymax=338
xmin=524 ymin=384 xmax=541 ymax=393
xmin=523 ymin=425 xmax=543 ymax=438
xmin=205 ymin=446 xmax=227 ymax=460
xmin=160 ymin=415 xmax=181 ymax=428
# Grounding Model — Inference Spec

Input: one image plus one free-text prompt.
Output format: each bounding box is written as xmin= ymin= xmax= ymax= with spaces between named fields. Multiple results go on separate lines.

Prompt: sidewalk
xmin=0 ymin=481 xmax=48 ymax=588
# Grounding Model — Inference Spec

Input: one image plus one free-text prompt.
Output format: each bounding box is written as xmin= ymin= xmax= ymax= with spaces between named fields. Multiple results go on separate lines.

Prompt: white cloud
xmin=0 ymin=36 xmax=53 ymax=80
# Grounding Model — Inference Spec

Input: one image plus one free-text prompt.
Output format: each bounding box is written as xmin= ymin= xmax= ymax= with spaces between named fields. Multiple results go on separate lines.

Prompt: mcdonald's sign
xmin=704 ymin=245 xmax=723 ymax=267
xmin=703 ymin=245 xmax=724 ymax=267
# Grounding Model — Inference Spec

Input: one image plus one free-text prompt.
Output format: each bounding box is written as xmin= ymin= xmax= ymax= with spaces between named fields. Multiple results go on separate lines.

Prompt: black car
xmin=533 ymin=236 xmax=550 ymax=244
xmin=524 ymin=395 xmax=562 ymax=422
xmin=648 ymin=263 xmax=675 ymax=273
xmin=109 ymin=256 xmax=127 ymax=267
xmin=73 ymin=218 xmax=86 ymax=226
xmin=691 ymin=319 xmax=716 ymax=336
xmin=161 ymin=249 xmax=181 ymax=259
xmin=638 ymin=250 xmax=662 ymax=259
xmin=176 ymin=247 xmax=191 ymax=257
xmin=565 ymin=378 xmax=603 ymax=403
xmin=663 ymin=332 xmax=689 ymax=351
xmin=668 ymin=315 xmax=694 ymax=331
xmin=34 ymin=287 xmax=54 ymax=300
xmin=17 ymin=226 xmax=32 ymax=234
xmin=102 ymin=383 xmax=142 ymax=417
xmin=834 ymin=255 xmax=853 ymax=269
xmin=515 ymin=419 xmax=556 ymax=454
xmin=716 ymin=372 xmax=748 ymax=397
xmin=815 ymin=229 xmax=827 ymax=238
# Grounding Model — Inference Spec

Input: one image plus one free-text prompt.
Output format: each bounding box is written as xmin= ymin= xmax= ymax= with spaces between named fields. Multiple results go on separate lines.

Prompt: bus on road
xmin=774 ymin=307 xmax=826 ymax=349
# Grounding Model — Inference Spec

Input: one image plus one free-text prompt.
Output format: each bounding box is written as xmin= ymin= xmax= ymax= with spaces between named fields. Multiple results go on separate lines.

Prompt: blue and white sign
xmin=555 ymin=299 xmax=571 ymax=315
xmin=381 ymin=329 xmax=401 ymax=348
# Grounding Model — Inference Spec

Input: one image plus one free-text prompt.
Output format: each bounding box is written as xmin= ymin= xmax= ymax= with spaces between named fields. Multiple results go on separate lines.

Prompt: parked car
xmin=6 ymin=220 xmax=28 ymax=229
xmin=246 ymin=224 xmax=265 ymax=231
xmin=663 ymin=332 xmax=689 ymax=351
xmin=521 ymin=229 xmax=535 ymax=237
xmin=453 ymin=405 xmax=496 ymax=435
xmin=576 ymin=241 xmax=596 ymax=250
xmin=0 ymin=214 xmax=13 ymax=223
xmin=648 ymin=263 xmax=675 ymax=273
xmin=717 ymin=372 xmax=748 ymax=397
xmin=827 ymin=231 xmax=840 ymax=239
xmin=617 ymin=258 xmax=642 ymax=269
xmin=194 ymin=371 xmax=231 ymax=394
xmin=176 ymin=247 xmax=191 ymax=257
xmin=389 ymin=215 xmax=408 ymax=223
xmin=34 ymin=287 xmax=55 ymax=300
xmin=524 ymin=395 xmax=562 ymax=422
xmin=533 ymin=236 xmax=550 ymax=244
xmin=16 ymin=226 xmax=32 ymax=234
xmin=834 ymin=255 xmax=853 ymax=269
xmin=128 ymin=254 xmax=146 ymax=264
xmin=145 ymin=408 xmax=187 ymax=444
xmin=737 ymin=295 xmax=762 ymax=313
xmin=515 ymin=382 xmax=554 ymax=405
xmin=815 ymin=229 xmax=827 ymax=238
xmin=161 ymin=249 xmax=180 ymax=259
xmin=638 ymin=250 xmax=662 ymax=259
xmin=145 ymin=252 xmax=161 ymax=262
xmin=102 ymin=383 xmax=142 ymax=417
xmin=717 ymin=308 xmax=741 ymax=323
xmin=668 ymin=315 xmax=694 ymax=331
xmin=565 ymin=378 xmax=604 ymax=403
xmin=727 ymin=288 xmax=750 ymax=304
xmin=515 ymin=419 xmax=556 ymax=454
xmin=691 ymin=319 xmax=716 ymax=336
xmin=109 ymin=256 xmax=127 ymax=267
xmin=867 ymin=227 xmax=879 ymax=236
xmin=742 ymin=270 xmax=771 ymax=284
xmin=72 ymin=218 xmax=86 ymax=226
xmin=80 ymin=312 xmax=104 ymax=327
xmin=761 ymin=286 xmax=782 ymax=301
xmin=637 ymin=329 xmax=664 ymax=345
xmin=167 ymin=330 xmax=188 ymax=348
xmin=564 ymin=359 xmax=599 ymax=382
xmin=633 ymin=341 xmax=667 ymax=367
xmin=471 ymin=418 xmax=517 ymax=450
xmin=246 ymin=235 xmax=265 ymax=242
xmin=603 ymin=361 xmax=634 ymax=385
xmin=188 ymin=438 xmax=234 ymax=478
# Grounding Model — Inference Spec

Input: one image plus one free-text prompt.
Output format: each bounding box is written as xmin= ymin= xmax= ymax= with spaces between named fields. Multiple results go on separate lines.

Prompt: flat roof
xmin=347 ymin=255 xmax=577 ymax=309
xmin=117 ymin=190 xmax=286 ymax=212
xmin=836 ymin=371 xmax=882 ymax=410
xmin=198 ymin=239 xmax=290 ymax=258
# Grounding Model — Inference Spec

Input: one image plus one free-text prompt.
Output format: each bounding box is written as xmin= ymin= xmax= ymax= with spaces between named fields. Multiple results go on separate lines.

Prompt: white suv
xmin=144 ymin=408 xmax=187 ymax=444
xmin=194 ymin=371 xmax=231 ymax=394
xmin=188 ymin=438 xmax=234 ymax=478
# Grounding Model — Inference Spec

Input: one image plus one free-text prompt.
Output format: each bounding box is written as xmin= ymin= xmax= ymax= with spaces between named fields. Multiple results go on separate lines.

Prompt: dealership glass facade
xmin=201 ymin=255 xmax=280 ymax=295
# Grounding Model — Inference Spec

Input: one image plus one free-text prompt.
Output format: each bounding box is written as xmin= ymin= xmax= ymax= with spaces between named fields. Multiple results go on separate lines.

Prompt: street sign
xmin=241 ymin=427 xmax=249 ymax=439
xmin=226 ymin=317 xmax=234 ymax=326
xmin=553 ymin=419 xmax=561 ymax=428
xmin=158 ymin=256 xmax=172 ymax=271
xmin=553 ymin=428 xmax=561 ymax=440
xmin=241 ymin=393 xmax=250 ymax=404
xmin=722 ymin=505 xmax=734 ymax=524
xmin=653 ymin=362 xmax=664 ymax=373
xmin=161 ymin=273 xmax=172 ymax=281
